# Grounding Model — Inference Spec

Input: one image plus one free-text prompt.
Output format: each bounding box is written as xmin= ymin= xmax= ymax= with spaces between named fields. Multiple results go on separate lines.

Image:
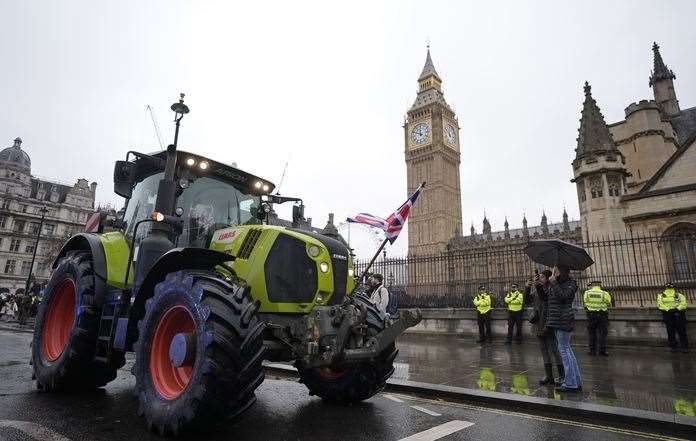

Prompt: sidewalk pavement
xmin=393 ymin=333 xmax=696 ymax=417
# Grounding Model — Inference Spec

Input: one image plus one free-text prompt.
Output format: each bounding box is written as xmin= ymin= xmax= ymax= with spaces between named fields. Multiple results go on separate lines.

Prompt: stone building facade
xmin=0 ymin=138 xmax=97 ymax=293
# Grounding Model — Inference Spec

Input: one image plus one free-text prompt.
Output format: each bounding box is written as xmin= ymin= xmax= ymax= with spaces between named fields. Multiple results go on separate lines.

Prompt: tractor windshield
xmin=124 ymin=172 xmax=261 ymax=248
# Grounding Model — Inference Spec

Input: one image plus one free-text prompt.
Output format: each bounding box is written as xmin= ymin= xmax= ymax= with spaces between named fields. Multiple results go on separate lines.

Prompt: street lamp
xmin=25 ymin=206 xmax=48 ymax=294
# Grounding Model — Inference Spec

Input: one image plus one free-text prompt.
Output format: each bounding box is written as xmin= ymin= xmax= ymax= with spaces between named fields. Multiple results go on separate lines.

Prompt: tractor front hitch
xmin=342 ymin=309 xmax=422 ymax=362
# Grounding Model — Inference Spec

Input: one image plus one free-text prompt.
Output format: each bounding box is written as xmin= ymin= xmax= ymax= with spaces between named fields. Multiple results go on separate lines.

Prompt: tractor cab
xmin=117 ymin=150 xmax=274 ymax=250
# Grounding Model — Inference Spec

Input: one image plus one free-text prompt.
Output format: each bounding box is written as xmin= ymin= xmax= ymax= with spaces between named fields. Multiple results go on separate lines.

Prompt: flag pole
xmin=358 ymin=238 xmax=389 ymax=283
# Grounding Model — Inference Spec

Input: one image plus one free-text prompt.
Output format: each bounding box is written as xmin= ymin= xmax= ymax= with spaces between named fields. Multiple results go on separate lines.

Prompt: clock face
xmin=410 ymin=123 xmax=430 ymax=145
xmin=444 ymin=124 xmax=456 ymax=145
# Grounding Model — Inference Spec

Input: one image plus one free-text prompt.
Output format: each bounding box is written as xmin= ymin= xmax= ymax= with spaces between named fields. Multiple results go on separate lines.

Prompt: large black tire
xmin=296 ymin=296 xmax=398 ymax=403
xmin=31 ymin=250 xmax=124 ymax=391
xmin=133 ymin=271 xmax=266 ymax=436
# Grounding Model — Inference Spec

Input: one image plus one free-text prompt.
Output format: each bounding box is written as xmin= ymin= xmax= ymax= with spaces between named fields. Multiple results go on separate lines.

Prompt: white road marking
xmin=398 ymin=420 xmax=474 ymax=441
xmin=383 ymin=393 xmax=405 ymax=403
xmin=0 ymin=419 xmax=71 ymax=441
xmin=410 ymin=405 xmax=442 ymax=417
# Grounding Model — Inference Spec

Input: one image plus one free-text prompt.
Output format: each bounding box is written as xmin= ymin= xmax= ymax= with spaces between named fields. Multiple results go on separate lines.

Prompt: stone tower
xmin=571 ymin=82 xmax=629 ymax=241
xmin=405 ymin=47 xmax=463 ymax=256
xmin=649 ymin=42 xmax=680 ymax=117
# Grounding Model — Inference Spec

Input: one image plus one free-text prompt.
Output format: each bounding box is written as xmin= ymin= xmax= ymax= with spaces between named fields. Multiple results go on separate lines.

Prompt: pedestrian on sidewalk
xmin=369 ymin=274 xmax=390 ymax=315
xmin=473 ymin=285 xmax=492 ymax=343
xmin=583 ymin=280 xmax=612 ymax=356
xmin=1 ymin=296 xmax=18 ymax=322
xmin=546 ymin=266 xmax=582 ymax=392
xmin=658 ymin=282 xmax=689 ymax=353
xmin=527 ymin=270 xmax=563 ymax=386
xmin=505 ymin=283 xmax=524 ymax=344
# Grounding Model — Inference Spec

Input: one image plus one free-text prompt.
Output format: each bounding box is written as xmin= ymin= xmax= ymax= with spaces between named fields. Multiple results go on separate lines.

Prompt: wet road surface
xmin=0 ymin=329 xmax=691 ymax=441
xmin=395 ymin=334 xmax=696 ymax=416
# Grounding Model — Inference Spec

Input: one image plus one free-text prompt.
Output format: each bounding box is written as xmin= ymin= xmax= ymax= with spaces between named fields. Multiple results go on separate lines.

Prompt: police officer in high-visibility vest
xmin=473 ymin=285 xmax=492 ymax=343
xmin=658 ymin=282 xmax=689 ymax=353
xmin=504 ymin=283 xmax=524 ymax=344
xmin=583 ymin=280 xmax=612 ymax=356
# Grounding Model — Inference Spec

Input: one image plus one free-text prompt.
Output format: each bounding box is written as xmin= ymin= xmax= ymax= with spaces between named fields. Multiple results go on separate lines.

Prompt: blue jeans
xmin=555 ymin=329 xmax=582 ymax=388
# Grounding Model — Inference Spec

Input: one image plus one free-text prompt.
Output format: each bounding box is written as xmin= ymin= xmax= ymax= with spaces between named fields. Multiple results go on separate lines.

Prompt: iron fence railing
xmin=355 ymin=232 xmax=696 ymax=308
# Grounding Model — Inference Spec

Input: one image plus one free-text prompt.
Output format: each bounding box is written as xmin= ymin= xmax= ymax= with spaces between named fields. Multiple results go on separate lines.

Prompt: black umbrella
xmin=523 ymin=239 xmax=594 ymax=271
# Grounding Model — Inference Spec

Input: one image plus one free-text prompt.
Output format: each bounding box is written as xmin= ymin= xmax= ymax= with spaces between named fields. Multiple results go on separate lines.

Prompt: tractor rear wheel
xmin=31 ymin=251 xmax=124 ymax=391
xmin=133 ymin=271 xmax=265 ymax=436
xmin=296 ymin=296 xmax=398 ymax=403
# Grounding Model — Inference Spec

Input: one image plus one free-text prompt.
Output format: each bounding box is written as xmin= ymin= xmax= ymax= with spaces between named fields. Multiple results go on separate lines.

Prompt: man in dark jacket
xmin=527 ymin=270 xmax=563 ymax=385
xmin=546 ymin=266 xmax=582 ymax=392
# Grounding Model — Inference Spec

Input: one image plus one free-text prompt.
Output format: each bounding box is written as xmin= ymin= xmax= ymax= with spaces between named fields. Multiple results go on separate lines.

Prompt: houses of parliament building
xmin=405 ymin=43 xmax=696 ymax=269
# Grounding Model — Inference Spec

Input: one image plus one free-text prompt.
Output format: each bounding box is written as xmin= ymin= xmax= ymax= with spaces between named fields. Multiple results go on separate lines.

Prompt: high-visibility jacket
xmin=504 ymin=290 xmax=524 ymax=312
xmin=658 ymin=288 xmax=687 ymax=312
xmin=473 ymin=293 xmax=491 ymax=314
xmin=583 ymin=286 xmax=612 ymax=312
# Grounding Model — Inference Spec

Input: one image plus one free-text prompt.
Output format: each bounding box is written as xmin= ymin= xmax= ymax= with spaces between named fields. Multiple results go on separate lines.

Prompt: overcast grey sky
xmin=1 ymin=0 xmax=695 ymax=258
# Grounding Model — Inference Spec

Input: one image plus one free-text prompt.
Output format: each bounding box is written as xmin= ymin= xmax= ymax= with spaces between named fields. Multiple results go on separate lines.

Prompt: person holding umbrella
xmin=524 ymin=239 xmax=593 ymax=393
xmin=473 ymin=285 xmax=492 ymax=343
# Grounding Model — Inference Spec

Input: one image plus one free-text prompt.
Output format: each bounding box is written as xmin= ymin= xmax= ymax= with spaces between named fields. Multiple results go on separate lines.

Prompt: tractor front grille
xmin=265 ymin=233 xmax=317 ymax=303
xmin=238 ymin=228 xmax=262 ymax=259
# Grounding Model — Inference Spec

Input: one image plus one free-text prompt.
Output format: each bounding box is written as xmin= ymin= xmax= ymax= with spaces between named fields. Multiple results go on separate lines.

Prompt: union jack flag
xmin=347 ymin=182 xmax=425 ymax=244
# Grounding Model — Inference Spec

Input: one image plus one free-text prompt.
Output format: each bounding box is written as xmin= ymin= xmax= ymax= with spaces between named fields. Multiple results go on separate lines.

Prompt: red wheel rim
xmin=315 ymin=366 xmax=348 ymax=380
xmin=42 ymin=279 xmax=77 ymax=362
xmin=150 ymin=305 xmax=196 ymax=400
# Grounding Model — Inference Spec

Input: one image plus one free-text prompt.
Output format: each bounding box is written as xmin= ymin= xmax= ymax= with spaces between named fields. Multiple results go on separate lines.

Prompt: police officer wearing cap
xmin=658 ymin=282 xmax=689 ymax=353
xmin=583 ymin=280 xmax=612 ymax=356
xmin=473 ymin=285 xmax=492 ymax=343
xmin=504 ymin=283 xmax=524 ymax=344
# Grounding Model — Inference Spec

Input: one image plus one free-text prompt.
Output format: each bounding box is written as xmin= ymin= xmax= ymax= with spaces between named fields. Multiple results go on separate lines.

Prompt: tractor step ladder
xmin=95 ymin=290 xmax=122 ymax=364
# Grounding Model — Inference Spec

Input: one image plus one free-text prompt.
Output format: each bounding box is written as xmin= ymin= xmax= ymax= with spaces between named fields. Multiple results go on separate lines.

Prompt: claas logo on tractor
xmin=30 ymin=94 xmax=422 ymax=436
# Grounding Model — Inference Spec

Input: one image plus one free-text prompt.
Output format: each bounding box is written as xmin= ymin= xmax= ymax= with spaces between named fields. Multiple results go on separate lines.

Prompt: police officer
xmin=504 ymin=283 xmax=524 ymax=344
xmin=583 ymin=280 xmax=611 ymax=356
xmin=658 ymin=282 xmax=689 ymax=353
xmin=473 ymin=285 xmax=492 ymax=343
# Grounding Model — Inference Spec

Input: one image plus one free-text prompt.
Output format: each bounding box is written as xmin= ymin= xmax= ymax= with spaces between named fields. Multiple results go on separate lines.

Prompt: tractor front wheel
xmin=31 ymin=251 xmax=123 ymax=391
xmin=134 ymin=271 xmax=265 ymax=436
xmin=297 ymin=297 xmax=397 ymax=403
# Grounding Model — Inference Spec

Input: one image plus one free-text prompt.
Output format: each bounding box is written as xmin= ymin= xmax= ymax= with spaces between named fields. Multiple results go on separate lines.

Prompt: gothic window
xmin=607 ymin=176 xmax=621 ymax=197
xmin=589 ymin=177 xmax=603 ymax=198
xmin=663 ymin=223 xmax=696 ymax=281
xmin=25 ymin=243 xmax=35 ymax=254
xmin=1 ymin=199 xmax=10 ymax=210
xmin=43 ymin=224 xmax=55 ymax=236
xmin=0 ymin=215 xmax=6 ymax=229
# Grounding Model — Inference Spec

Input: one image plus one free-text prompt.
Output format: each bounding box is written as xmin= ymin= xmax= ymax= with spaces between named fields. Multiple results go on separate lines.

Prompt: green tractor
xmin=31 ymin=95 xmax=421 ymax=435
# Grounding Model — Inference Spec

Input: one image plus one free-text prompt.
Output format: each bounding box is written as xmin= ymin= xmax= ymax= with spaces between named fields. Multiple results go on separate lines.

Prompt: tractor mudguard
xmin=124 ymin=247 xmax=235 ymax=351
xmin=52 ymin=233 xmax=108 ymax=307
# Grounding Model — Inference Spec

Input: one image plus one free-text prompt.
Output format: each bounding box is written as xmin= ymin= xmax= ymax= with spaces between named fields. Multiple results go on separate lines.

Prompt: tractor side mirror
xmin=113 ymin=161 xmax=137 ymax=199
xmin=292 ymin=203 xmax=305 ymax=224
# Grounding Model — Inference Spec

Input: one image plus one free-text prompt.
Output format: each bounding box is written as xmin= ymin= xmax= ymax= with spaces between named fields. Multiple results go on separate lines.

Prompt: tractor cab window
xmin=176 ymin=176 xmax=259 ymax=247
xmin=123 ymin=172 xmax=260 ymax=249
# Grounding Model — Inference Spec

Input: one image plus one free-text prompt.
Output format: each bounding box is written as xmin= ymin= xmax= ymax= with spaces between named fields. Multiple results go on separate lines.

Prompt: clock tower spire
xmin=404 ymin=46 xmax=463 ymax=256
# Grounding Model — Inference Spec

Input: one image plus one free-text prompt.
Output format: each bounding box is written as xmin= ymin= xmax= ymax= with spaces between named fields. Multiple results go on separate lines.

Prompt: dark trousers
xmin=507 ymin=311 xmax=523 ymax=342
xmin=587 ymin=311 xmax=608 ymax=353
xmin=477 ymin=312 xmax=491 ymax=341
xmin=663 ymin=311 xmax=689 ymax=349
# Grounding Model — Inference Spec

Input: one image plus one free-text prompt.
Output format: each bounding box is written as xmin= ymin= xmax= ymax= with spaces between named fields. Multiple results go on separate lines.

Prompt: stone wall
xmin=406 ymin=307 xmax=695 ymax=347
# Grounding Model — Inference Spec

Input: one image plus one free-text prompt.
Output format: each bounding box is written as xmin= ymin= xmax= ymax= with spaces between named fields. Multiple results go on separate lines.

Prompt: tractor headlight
xmin=308 ymin=245 xmax=320 ymax=258
xmin=199 ymin=161 xmax=209 ymax=170
xmin=254 ymin=181 xmax=262 ymax=189
xmin=185 ymin=157 xmax=196 ymax=167
xmin=348 ymin=268 xmax=354 ymax=277
xmin=319 ymin=262 xmax=329 ymax=273
xmin=262 ymin=184 xmax=270 ymax=192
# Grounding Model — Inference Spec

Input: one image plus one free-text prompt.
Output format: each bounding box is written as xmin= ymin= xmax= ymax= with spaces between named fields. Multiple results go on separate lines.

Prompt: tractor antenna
xmin=275 ymin=155 xmax=291 ymax=195
xmin=146 ymin=105 xmax=165 ymax=150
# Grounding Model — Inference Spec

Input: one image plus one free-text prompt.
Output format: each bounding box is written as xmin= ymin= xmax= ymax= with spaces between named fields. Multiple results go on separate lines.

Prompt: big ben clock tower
xmin=405 ymin=47 xmax=463 ymax=256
